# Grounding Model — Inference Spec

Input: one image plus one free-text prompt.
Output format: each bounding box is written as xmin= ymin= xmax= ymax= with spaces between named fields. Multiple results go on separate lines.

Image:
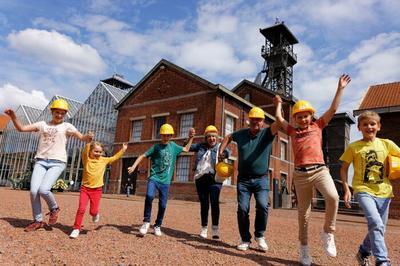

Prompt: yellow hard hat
xmin=160 ymin=123 xmax=174 ymax=135
xmin=292 ymin=100 xmax=315 ymax=117
xmin=50 ymin=99 xmax=69 ymax=111
xmin=248 ymin=107 xmax=265 ymax=119
xmin=204 ymin=125 xmax=218 ymax=135
xmin=215 ymin=162 xmax=234 ymax=178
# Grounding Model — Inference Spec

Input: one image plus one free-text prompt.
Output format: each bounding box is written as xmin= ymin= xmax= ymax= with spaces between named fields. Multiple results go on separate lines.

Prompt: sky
xmin=0 ymin=0 xmax=399 ymax=140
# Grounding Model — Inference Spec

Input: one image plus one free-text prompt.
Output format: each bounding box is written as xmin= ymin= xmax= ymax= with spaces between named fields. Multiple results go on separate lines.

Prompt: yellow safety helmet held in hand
xmin=215 ymin=162 xmax=234 ymax=178
xmin=204 ymin=125 xmax=218 ymax=135
xmin=160 ymin=123 xmax=174 ymax=135
xmin=292 ymin=100 xmax=315 ymax=117
xmin=248 ymin=107 xmax=265 ymax=119
xmin=50 ymin=99 xmax=69 ymax=111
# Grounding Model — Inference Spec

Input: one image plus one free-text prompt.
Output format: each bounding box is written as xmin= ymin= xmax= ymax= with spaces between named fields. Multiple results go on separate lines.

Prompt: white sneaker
xmin=200 ymin=226 xmax=208 ymax=238
xmin=154 ymin=226 xmax=162 ymax=236
xmin=69 ymin=229 xmax=80 ymax=239
xmin=237 ymin=240 xmax=250 ymax=251
xmin=299 ymin=245 xmax=312 ymax=266
xmin=211 ymin=225 xmax=219 ymax=239
xmin=139 ymin=222 xmax=150 ymax=236
xmin=255 ymin=237 xmax=268 ymax=251
xmin=92 ymin=213 xmax=100 ymax=223
xmin=320 ymin=232 xmax=337 ymax=257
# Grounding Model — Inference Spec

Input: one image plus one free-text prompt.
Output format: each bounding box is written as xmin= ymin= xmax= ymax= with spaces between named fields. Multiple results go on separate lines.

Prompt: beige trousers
xmin=293 ymin=166 xmax=339 ymax=245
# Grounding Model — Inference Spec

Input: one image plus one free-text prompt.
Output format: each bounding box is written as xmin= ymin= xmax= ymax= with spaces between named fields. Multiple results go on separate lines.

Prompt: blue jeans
xmin=30 ymin=159 xmax=66 ymax=222
xmin=356 ymin=192 xmax=391 ymax=263
xmin=143 ymin=179 xmax=170 ymax=227
xmin=195 ymin=174 xmax=222 ymax=227
xmin=237 ymin=176 xmax=269 ymax=242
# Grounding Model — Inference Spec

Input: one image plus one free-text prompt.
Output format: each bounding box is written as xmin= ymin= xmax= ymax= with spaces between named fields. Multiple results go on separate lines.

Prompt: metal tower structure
xmin=257 ymin=22 xmax=298 ymax=99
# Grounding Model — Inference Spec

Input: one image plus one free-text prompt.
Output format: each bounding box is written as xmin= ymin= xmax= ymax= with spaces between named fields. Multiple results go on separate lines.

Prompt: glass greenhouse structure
xmin=0 ymin=78 xmax=132 ymax=191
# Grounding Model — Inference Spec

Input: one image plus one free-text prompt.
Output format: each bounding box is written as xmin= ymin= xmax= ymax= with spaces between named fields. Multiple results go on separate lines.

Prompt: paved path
xmin=0 ymin=188 xmax=399 ymax=265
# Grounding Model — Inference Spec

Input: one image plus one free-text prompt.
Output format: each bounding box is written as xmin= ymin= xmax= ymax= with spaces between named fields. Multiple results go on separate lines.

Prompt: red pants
xmin=73 ymin=186 xmax=102 ymax=230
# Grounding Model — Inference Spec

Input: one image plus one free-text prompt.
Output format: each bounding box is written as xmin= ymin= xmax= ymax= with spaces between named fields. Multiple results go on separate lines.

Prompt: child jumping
xmin=274 ymin=74 xmax=351 ymax=265
xmin=127 ymin=123 xmax=194 ymax=236
xmin=69 ymin=141 xmax=127 ymax=238
xmin=5 ymin=99 xmax=93 ymax=231
xmin=340 ymin=111 xmax=399 ymax=266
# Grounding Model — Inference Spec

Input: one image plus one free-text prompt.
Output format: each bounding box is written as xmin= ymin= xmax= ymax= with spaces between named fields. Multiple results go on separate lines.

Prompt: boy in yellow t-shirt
xmin=69 ymin=141 xmax=127 ymax=238
xmin=340 ymin=111 xmax=400 ymax=266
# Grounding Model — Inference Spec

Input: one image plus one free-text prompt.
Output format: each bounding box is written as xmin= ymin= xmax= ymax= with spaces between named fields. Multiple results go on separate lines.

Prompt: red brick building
xmin=354 ymin=81 xmax=400 ymax=218
xmin=109 ymin=59 xmax=293 ymax=205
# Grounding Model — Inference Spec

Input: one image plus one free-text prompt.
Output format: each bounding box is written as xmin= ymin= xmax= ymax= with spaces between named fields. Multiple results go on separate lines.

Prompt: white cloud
xmin=0 ymin=83 xmax=48 ymax=110
xmin=32 ymin=17 xmax=80 ymax=35
xmin=7 ymin=28 xmax=107 ymax=75
xmin=177 ymin=39 xmax=255 ymax=77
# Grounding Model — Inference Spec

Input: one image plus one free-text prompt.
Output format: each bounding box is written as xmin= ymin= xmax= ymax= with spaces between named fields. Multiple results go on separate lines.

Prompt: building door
xmin=272 ymin=178 xmax=281 ymax=208
xmin=120 ymin=157 xmax=137 ymax=195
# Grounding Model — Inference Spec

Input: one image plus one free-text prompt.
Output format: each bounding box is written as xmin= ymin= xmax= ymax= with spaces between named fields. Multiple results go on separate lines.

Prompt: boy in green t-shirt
xmin=340 ymin=111 xmax=400 ymax=266
xmin=128 ymin=123 xmax=194 ymax=236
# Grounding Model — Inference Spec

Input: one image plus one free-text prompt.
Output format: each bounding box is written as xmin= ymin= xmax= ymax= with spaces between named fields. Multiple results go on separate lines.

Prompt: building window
xmin=280 ymin=140 xmax=288 ymax=160
xmin=176 ymin=156 xmax=190 ymax=182
xmin=280 ymin=172 xmax=288 ymax=195
xmin=179 ymin=113 xmax=194 ymax=137
xmin=244 ymin=93 xmax=250 ymax=101
xmin=131 ymin=120 xmax=143 ymax=142
xmin=153 ymin=116 xmax=166 ymax=139
xmin=225 ymin=115 xmax=235 ymax=136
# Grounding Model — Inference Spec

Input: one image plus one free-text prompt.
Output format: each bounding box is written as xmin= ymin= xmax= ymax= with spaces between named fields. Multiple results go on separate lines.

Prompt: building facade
xmin=111 ymin=59 xmax=293 ymax=205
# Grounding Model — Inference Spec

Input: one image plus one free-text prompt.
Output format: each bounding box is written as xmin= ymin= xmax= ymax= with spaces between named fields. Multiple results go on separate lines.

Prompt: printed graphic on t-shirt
xmin=42 ymin=127 xmax=58 ymax=144
xmin=362 ymin=150 xmax=384 ymax=184
xmin=157 ymin=146 xmax=172 ymax=174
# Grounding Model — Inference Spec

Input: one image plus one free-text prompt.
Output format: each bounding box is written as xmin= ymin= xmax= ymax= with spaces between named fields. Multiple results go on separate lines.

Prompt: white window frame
xmin=280 ymin=139 xmax=288 ymax=161
xmin=131 ymin=120 xmax=143 ymax=142
xmin=179 ymin=113 xmax=194 ymax=138
xmin=175 ymin=156 xmax=190 ymax=182
xmin=225 ymin=114 xmax=235 ymax=136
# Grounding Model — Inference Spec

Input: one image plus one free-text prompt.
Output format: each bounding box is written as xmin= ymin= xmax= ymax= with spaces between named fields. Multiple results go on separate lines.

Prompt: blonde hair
xmin=357 ymin=111 xmax=381 ymax=125
xmin=89 ymin=141 xmax=104 ymax=152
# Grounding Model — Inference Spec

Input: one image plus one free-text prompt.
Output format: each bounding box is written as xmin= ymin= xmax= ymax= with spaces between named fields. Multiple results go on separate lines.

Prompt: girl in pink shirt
xmin=274 ymin=74 xmax=351 ymax=266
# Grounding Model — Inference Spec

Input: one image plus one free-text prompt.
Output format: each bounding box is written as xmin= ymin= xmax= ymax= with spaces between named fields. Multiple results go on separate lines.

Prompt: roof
xmin=260 ymin=23 xmax=299 ymax=45
xmin=232 ymin=79 xmax=297 ymax=104
xmin=101 ymin=82 xmax=131 ymax=103
xmin=354 ymin=81 xmax=400 ymax=115
xmin=115 ymin=59 xmax=275 ymax=121
xmin=21 ymin=105 xmax=42 ymax=124
xmin=0 ymin=114 xmax=10 ymax=130
xmin=101 ymin=74 xmax=135 ymax=89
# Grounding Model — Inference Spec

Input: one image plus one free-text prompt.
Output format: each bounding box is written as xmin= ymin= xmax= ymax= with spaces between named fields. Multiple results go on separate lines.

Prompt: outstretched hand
xmin=189 ymin=127 xmax=195 ymax=138
xmin=273 ymin=95 xmax=282 ymax=106
xmin=122 ymin=143 xmax=128 ymax=150
xmin=338 ymin=74 xmax=351 ymax=90
xmin=127 ymin=166 xmax=135 ymax=175
xmin=4 ymin=109 xmax=16 ymax=119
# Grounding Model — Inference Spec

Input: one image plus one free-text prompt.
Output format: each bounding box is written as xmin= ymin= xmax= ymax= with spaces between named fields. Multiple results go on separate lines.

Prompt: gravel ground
xmin=0 ymin=188 xmax=399 ymax=265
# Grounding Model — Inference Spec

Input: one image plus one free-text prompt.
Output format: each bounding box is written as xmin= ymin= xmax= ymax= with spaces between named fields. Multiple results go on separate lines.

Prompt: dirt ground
xmin=0 ymin=188 xmax=399 ymax=265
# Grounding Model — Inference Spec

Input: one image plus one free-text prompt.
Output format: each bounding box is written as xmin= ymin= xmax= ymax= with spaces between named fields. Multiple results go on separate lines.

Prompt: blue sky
xmin=0 ymin=0 xmax=399 ymax=140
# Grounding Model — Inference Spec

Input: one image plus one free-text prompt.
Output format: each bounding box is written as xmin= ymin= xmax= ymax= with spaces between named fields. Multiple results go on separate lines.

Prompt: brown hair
xmin=357 ymin=111 xmax=381 ymax=125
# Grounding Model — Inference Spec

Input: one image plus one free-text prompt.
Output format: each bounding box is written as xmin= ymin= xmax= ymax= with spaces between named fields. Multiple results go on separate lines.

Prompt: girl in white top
xmin=5 ymin=99 xmax=92 ymax=232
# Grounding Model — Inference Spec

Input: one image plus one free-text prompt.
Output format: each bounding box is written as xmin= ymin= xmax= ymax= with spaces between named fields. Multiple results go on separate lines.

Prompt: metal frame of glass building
xmin=0 ymin=80 xmax=131 ymax=190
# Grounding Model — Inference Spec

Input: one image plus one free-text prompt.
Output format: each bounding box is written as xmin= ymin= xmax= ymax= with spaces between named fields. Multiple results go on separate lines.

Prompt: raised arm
xmin=182 ymin=127 xmax=195 ymax=152
xmin=71 ymin=130 xmax=94 ymax=143
xmin=127 ymin=153 xmax=146 ymax=174
xmin=340 ymin=161 xmax=352 ymax=209
xmin=320 ymin=74 xmax=351 ymax=124
xmin=4 ymin=109 xmax=38 ymax=132
xmin=107 ymin=143 xmax=128 ymax=164
xmin=218 ymin=134 xmax=232 ymax=160
xmin=273 ymin=95 xmax=289 ymax=132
